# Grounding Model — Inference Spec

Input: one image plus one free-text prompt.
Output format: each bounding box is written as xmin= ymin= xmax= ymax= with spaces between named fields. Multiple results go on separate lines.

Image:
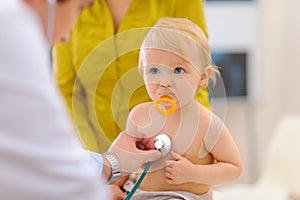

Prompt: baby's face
xmin=141 ymin=49 xmax=202 ymax=108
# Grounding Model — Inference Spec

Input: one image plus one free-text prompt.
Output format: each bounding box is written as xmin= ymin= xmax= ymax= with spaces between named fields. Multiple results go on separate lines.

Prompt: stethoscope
xmin=125 ymin=96 xmax=175 ymax=200
xmin=47 ymin=0 xmax=56 ymax=44
xmin=125 ymin=133 xmax=172 ymax=200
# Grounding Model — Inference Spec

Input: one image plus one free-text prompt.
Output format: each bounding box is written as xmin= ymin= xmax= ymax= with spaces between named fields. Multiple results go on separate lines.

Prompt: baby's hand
xmin=164 ymin=151 xmax=194 ymax=184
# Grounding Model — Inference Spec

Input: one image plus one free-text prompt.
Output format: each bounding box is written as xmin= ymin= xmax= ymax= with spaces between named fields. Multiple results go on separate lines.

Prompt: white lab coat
xmin=0 ymin=0 xmax=108 ymax=199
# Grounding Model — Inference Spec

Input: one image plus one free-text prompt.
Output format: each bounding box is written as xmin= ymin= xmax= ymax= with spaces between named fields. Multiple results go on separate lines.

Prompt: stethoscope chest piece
xmin=154 ymin=133 xmax=172 ymax=157
xmin=124 ymin=133 xmax=172 ymax=200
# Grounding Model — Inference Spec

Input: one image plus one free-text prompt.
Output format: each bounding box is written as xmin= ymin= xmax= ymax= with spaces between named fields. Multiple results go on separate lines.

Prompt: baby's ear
xmin=198 ymin=66 xmax=213 ymax=89
xmin=138 ymin=60 xmax=144 ymax=77
xmin=138 ymin=66 xmax=144 ymax=77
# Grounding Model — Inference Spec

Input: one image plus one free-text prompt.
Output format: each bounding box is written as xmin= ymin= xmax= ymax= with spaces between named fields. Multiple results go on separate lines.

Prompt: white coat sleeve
xmin=0 ymin=1 xmax=109 ymax=199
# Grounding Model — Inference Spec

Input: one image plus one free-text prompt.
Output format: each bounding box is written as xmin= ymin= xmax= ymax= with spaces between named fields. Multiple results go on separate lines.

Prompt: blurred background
xmin=204 ymin=0 xmax=300 ymax=199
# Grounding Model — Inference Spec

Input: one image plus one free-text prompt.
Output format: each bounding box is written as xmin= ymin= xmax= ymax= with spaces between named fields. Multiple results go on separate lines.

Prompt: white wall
xmin=205 ymin=0 xmax=260 ymax=184
xmin=205 ymin=0 xmax=300 ymax=186
xmin=257 ymin=0 xmax=300 ymax=176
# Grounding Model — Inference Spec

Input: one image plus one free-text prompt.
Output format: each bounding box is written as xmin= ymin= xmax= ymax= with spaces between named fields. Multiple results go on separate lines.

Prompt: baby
xmin=123 ymin=17 xmax=242 ymax=200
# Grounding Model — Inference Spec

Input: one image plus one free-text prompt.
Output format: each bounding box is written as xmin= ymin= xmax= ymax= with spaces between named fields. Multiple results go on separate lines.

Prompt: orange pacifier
xmin=154 ymin=95 xmax=176 ymax=116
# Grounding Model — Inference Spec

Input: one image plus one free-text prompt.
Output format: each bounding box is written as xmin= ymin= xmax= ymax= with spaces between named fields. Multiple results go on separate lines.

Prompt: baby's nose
xmin=159 ymin=80 xmax=173 ymax=87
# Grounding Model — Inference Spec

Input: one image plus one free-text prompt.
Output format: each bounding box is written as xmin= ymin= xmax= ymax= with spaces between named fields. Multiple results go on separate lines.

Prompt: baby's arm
xmin=165 ymin=114 xmax=242 ymax=185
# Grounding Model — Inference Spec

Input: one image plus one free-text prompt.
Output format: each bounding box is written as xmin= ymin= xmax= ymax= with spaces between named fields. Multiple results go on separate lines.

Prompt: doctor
xmin=0 ymin=0 xmax=161 ymax=199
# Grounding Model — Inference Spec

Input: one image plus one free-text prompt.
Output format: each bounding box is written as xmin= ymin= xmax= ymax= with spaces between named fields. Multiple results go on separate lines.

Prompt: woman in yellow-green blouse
xmin=53 ymin=0 xmax=210 ymax=153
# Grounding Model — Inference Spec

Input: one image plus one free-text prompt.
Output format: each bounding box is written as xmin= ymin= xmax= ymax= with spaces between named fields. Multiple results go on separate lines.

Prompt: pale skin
xmin=125 ymin=49 xmax=242 ymax=195
xmin=105 ymin=0 xmax=132 ymax=33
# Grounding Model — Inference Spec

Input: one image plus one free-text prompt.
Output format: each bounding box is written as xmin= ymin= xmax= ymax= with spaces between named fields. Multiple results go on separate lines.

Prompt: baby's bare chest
xmin=140 ymin=118 xmax=205 ymax=159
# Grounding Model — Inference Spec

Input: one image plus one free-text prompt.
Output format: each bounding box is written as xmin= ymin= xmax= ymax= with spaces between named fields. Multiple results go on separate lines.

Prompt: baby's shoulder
xmin=129 ymin=102 xmax=153 ymax=118
xmin=131 ymin=102 xmax=152 ymax=111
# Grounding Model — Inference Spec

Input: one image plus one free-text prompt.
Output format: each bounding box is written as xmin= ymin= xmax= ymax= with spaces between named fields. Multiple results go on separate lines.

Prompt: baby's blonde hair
xmin=140 ymin=17 xmax=219 ymax=84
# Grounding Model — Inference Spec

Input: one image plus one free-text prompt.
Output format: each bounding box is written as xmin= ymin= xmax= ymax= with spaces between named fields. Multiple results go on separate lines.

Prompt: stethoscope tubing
xmin=124 ymin=162 xmax=152 ymax=200
xmin=125 ymin=133 xmax=171 ymax=199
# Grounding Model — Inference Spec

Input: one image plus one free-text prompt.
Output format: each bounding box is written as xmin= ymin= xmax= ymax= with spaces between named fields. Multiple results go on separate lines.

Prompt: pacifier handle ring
xmin=154 ymin=97 xmax=176 ymax=116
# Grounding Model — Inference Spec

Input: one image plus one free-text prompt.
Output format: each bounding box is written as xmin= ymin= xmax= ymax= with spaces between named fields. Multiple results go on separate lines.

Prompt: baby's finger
xmin=165 ymin=160 xmax=175 ymax=167
xmin=165 ymin=177 xmax=175 ymax=184
xmin=170 ymin=151 xmax=181 ymax=160
xmin=165 ymin=169 xmax=172 ymax=177
xmin=136 ymin=142 xmax=146 ymax=150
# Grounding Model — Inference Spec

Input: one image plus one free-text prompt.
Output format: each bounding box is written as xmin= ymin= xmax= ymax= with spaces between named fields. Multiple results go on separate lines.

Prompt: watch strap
xmin=102 ymin=153 xmax=121 ymax=184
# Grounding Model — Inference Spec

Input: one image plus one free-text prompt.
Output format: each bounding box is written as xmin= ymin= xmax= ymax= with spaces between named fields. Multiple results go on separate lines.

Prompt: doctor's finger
xmin=136 ymin=137 xmax=155 ymax=150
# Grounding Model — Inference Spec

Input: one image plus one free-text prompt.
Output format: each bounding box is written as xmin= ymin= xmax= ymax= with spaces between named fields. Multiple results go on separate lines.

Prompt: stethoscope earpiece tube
xmin=47 ymin=0 xmax=56 ymax=44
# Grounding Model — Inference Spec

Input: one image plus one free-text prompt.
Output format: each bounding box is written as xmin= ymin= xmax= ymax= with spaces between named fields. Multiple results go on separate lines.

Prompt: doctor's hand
xmin=108 ymin=131 xmax=161 ymax=175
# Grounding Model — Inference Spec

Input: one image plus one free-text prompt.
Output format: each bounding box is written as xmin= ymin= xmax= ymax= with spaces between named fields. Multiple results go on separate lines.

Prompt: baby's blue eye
xmin=150 ymin=67 xmax=160 ymax=74
xmin=174 ymin=67 xmax=185 ymax=74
